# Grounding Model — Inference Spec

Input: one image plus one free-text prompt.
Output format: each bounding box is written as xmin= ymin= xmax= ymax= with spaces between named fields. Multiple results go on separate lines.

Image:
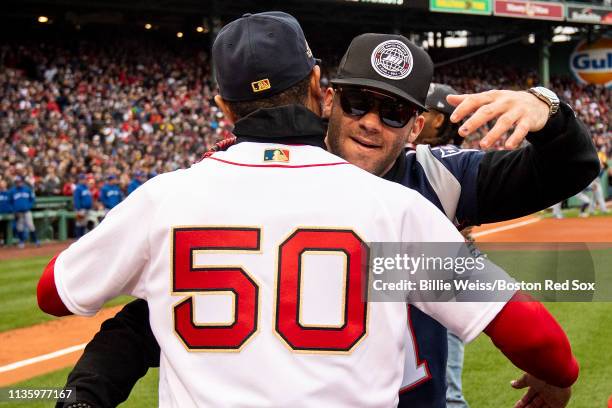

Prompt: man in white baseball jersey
xmin=39 ymin=12 xmax=578 ymax=408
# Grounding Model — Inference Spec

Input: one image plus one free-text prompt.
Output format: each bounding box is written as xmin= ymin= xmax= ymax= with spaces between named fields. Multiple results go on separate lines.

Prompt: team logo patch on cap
xmin=252 ymin=79 xmax=271 ymax=93
xmin=371 ymin=40 xmax=413 ymax=80
xmin=264 ymin=148 xmax=290 ymax=162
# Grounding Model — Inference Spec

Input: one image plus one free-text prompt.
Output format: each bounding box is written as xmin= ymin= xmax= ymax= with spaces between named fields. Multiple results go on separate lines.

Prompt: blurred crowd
xmin=433 ymin=61 xmax=611 ymax=155
xmin=0 ymin=40 xmax=610 ymax=214
xmin=0 ymin=40 xmax=232 ymax=211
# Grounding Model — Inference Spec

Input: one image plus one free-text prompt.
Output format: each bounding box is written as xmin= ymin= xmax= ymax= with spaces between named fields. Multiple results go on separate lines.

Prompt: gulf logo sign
xmin=570 ymin=37 xmax=612 ymax=87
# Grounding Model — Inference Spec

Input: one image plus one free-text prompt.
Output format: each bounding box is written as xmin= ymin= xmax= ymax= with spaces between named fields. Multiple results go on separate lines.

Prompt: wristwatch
xmin=527 ymin=86 xmax=560 ymax=117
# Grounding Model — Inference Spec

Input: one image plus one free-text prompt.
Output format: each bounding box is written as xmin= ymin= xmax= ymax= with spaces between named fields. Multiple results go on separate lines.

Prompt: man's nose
xmin=358 ymin=107 xmax=382 ymax=134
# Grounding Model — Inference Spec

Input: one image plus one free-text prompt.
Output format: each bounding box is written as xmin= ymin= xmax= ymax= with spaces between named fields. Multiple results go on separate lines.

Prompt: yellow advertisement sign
xmin=430 ymin=0 xmax=492 ymax=15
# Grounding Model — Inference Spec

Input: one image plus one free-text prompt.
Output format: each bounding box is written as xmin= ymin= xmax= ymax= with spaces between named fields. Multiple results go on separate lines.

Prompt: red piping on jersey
xmin=200 ymin=136 xmax=237 ymax=161
xmin=37 ymin=254 xmax=72 ymax=317
xmin=399 ymin=305 xmax=432 ymax=394
xmin=484 ymin=291 xmax=579 ymax=388
xmin=208 ymin=156 xmax=350 ymax=169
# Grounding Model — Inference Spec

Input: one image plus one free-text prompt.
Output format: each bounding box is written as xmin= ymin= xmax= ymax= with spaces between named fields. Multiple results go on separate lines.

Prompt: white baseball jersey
xmin=53 ymin=142 xmax=506 ymax=407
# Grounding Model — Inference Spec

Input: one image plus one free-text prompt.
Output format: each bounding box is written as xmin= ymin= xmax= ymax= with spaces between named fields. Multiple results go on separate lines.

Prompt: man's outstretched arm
xmin=475 ymin=101 xmax=599 ymax=224
xmin=56 ymin=300 xmax=160 ymax=408
xmin=445 ymin=91 xmax=600 ymax=226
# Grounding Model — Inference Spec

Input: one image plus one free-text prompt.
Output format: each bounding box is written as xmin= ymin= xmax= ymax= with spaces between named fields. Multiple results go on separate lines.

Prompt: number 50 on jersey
xmin=172 ymin=227 xmax=369 ymax=353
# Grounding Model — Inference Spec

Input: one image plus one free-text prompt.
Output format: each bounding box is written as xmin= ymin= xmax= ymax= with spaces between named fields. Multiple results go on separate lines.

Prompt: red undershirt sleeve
xmin=37 ymin=254 xmax=72 ymax=317
xmin=484 ymin=291 xmax=579 ymax=388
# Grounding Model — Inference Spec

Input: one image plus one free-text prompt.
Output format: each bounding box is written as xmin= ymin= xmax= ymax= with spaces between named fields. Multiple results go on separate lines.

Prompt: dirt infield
xmin=0 ymin=215 xmax=610 ymax=386
xmin=0 ymin=306 xmax=123 ymax=386
xmin=473 ymin=216 xmax=612 ymax=242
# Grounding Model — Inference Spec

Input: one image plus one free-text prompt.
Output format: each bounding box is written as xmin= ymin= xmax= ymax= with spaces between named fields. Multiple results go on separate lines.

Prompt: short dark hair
xmin=225 ymin=74 xmax=311 ymax=119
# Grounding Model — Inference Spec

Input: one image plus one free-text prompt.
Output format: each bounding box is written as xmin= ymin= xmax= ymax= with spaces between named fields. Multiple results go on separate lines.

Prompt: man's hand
xmin=511 ymin=373 xmax=572 ymax=408
xmin=447 ymin=90 xmax=551 ymax=149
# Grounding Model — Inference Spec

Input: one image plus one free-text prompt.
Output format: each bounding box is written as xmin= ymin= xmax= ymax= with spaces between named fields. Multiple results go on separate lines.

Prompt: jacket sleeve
xmin=474 ymin=102 xmax=599 ymax=225
xmin=56 ymin=299 xmax=160 ymax=408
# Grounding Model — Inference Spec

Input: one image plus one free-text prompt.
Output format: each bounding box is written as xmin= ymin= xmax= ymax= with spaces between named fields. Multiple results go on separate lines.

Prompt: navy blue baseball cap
xmin=212 ymin=11 xmax=317 ymax=102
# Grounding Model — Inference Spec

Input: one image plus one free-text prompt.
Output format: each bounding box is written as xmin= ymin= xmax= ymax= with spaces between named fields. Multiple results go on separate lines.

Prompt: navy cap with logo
xmin=331 ymin=33 xmax=433 ymax=111
xmin=426 ymin=83 xmax=459 ymax=116
xmin=212 ymin=11 xmax=316 ymax=102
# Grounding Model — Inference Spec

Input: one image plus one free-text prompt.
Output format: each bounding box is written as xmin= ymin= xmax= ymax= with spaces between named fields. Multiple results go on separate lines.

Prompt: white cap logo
xmin=371 ymin=40 xmax=413 ymax=80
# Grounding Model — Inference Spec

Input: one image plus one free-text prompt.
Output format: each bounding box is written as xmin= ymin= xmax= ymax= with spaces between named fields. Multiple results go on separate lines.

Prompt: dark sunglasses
xmin=335 ymin=87 xmax=419 ymax=128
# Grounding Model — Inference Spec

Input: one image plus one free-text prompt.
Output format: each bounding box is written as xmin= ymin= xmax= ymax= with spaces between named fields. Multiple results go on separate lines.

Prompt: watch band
xmin=527 ymin=87 xmax=560 ymax=117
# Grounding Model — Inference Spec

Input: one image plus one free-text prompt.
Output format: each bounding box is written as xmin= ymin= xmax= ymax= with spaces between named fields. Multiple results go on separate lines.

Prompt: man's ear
xmin=214 ymin=95 xmax=237 ymax=125
xmin=408 ymin=114 xmax=426 ymax=143
xmin=323 ymin=87 xmax=335 ymax=119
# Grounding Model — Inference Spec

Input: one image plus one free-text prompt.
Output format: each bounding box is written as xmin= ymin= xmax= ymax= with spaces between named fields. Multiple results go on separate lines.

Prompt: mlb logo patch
xmin=264 ymin=148 xmax=290 ymax=163
xmin=252 ymin=78 xmax=271 ymax=93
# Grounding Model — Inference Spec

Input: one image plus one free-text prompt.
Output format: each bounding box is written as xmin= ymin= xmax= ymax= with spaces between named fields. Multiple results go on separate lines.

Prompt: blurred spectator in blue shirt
xmin=0 ymin=179 xmax=12 ymax=246
xmin=9 ymin=176 xmax=39 ymax=248
xmin=100 ymin=175 xmax=124 ymax=212
xmin=73 ymin=174 xmax=94 ymax=238
xmin=127 ymin=171 xmax=146 ymax=195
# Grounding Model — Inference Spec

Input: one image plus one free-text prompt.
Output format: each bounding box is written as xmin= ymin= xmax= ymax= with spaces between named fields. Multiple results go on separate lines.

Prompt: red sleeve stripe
xmin=37 ymin=254 xmax=73 ymax=317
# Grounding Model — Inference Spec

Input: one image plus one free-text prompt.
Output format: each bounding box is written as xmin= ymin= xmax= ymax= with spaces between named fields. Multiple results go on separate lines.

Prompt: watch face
xmin=534 ymin=86 xmax=558 ymax=101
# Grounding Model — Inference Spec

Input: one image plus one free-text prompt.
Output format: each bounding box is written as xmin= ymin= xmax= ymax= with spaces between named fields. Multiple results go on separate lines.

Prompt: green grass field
xmin=2 ymin=253 xmax=611 ymax=407
xmin=0 ymin=256 xmax=132 ymax=332
xmin=540 ymin=207 xmax=611 ymax=219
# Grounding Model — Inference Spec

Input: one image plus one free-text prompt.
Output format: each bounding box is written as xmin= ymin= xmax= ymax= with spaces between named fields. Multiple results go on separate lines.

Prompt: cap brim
xmin=330 ymin=77 xmax=428 ymax=111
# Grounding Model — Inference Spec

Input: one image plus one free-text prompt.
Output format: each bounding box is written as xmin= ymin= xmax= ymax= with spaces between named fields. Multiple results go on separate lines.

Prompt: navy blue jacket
xmin=389 ymin=102 xmax=597 ymax=407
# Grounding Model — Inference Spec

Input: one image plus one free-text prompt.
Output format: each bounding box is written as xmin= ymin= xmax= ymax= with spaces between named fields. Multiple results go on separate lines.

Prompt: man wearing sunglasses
xmin=322 ymin=34 xmax=596 ymax=408
xmin=52 ymin=33 xmax=596 ymax=408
